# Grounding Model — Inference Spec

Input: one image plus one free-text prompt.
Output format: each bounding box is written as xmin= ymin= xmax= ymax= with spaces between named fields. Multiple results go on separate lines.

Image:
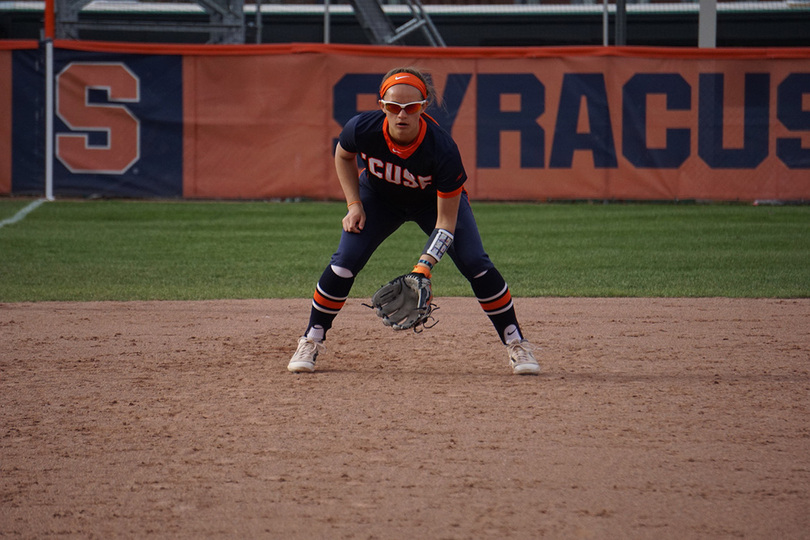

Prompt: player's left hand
xmin=370 ymin=271 xmax=435 ymax=332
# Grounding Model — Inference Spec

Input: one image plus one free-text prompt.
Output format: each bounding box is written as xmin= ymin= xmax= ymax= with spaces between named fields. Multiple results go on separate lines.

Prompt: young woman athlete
xmin=288 ymin=67 xmax=539 ymax=375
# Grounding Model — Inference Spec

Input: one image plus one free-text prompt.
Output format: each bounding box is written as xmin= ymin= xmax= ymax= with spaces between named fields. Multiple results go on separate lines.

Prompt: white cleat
xmin=287 ymin=336 xmax=324 ymax=373
xmin=507 ymin=339 xmax=540 ymax=375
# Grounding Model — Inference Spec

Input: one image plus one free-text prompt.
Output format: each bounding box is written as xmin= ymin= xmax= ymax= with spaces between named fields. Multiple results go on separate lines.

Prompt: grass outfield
xmin=0 ymin=198 xmax=808 ymax=301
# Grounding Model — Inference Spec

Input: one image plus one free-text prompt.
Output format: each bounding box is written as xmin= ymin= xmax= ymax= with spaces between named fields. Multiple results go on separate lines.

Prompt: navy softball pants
xmin=330 ymin=183 xmax=495 ymax=279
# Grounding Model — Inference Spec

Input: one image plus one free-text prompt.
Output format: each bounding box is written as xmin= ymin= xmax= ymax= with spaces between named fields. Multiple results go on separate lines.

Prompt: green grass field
xmin=1 ymin=199 xmax=808 ymax=301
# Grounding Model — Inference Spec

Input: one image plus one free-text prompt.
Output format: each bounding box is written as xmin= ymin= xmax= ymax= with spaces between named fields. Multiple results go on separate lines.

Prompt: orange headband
xmin=379 ymin=73 xmax=428 ymax=100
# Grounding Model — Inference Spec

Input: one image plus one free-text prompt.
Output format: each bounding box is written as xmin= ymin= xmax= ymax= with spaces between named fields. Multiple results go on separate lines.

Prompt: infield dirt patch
xmin=2 ymin=298 xmax=809 ymax=538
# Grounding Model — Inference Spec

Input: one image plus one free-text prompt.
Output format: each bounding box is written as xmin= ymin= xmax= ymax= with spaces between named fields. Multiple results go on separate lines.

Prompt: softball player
xmin=288 ymin=67 xmax=539 ymax=375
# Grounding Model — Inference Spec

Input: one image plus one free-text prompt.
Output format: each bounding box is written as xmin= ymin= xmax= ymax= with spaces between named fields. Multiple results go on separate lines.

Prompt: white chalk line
xmin=0 ymin=199 xmax=47 ymax=229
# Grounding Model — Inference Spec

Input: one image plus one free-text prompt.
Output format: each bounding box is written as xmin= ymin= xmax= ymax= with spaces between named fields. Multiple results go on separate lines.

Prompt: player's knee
xmin=462 ymin=262 xmax=495 ymax=282
xmin=331 ymin=265 xmax=354 ymax=279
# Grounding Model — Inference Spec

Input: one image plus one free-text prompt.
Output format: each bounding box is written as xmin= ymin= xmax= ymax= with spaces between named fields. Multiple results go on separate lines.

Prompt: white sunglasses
xmin=379 ymin=99 xmax=427 ymax=115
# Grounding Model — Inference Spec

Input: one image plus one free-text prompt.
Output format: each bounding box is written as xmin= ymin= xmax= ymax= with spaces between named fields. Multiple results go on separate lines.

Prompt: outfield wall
xmin=3 ymin=41 xmax=810 ymax=201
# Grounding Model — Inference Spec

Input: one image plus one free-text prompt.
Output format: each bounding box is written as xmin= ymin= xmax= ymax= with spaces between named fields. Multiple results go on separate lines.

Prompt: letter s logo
xmin=56 ymin=62 xmax=140 ymax=174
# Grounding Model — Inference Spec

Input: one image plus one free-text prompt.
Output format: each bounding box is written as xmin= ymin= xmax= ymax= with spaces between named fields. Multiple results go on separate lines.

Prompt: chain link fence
xmin=1 ymin=0 xmax=808 ymax=45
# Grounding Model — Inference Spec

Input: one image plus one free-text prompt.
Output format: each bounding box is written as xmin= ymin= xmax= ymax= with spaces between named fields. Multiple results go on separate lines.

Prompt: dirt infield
xmin=2 ymin=298 xmax=809 ymax=539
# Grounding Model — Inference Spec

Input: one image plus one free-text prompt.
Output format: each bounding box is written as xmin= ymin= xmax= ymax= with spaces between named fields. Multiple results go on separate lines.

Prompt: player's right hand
xmin=343 ymin=203 xmax=365 ymax=233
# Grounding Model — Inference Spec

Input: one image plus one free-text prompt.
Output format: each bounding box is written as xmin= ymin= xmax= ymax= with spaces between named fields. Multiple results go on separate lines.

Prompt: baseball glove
xmin=370 ymin=271 xmax=437 ymax=332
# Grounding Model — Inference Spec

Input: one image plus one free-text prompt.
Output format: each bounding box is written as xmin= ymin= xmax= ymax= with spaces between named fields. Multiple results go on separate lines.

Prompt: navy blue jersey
xmin=339 ymin=110 xmax=467 ymax=207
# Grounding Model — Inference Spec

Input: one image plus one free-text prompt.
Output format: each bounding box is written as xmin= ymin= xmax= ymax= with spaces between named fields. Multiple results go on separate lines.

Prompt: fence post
xmin=615 ymin=0 xmax=626 ymax=46
xmin=699 ymin=0 xmax=717 ymax=48
xmin=602 ymin=0 xmax=609 ymax=46
xmin=44 ymin=0 xmax=55 ymax=201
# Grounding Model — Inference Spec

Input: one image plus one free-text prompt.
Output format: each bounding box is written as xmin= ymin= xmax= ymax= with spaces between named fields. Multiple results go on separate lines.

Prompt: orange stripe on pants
xmin=479 ymin=290 xmax=512 ymax=312
xmin=313 ymin=290 xmax=345 ymax=311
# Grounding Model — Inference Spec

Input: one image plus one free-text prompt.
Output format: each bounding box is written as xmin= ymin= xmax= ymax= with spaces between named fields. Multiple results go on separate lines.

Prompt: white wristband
xmin=424 ymin=228 xmax=454 ymax=262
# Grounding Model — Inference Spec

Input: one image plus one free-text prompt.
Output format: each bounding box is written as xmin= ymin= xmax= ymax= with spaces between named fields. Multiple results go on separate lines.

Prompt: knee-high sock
xmin=470 ymin=268 xmax=523 ymax=344
xmin=306 ymin=265 xmax=355 ymax=340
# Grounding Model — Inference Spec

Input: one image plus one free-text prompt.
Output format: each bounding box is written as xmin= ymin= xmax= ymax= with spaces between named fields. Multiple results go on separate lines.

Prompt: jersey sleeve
xmin=435 ymin=142 xmax=467 ymax=196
